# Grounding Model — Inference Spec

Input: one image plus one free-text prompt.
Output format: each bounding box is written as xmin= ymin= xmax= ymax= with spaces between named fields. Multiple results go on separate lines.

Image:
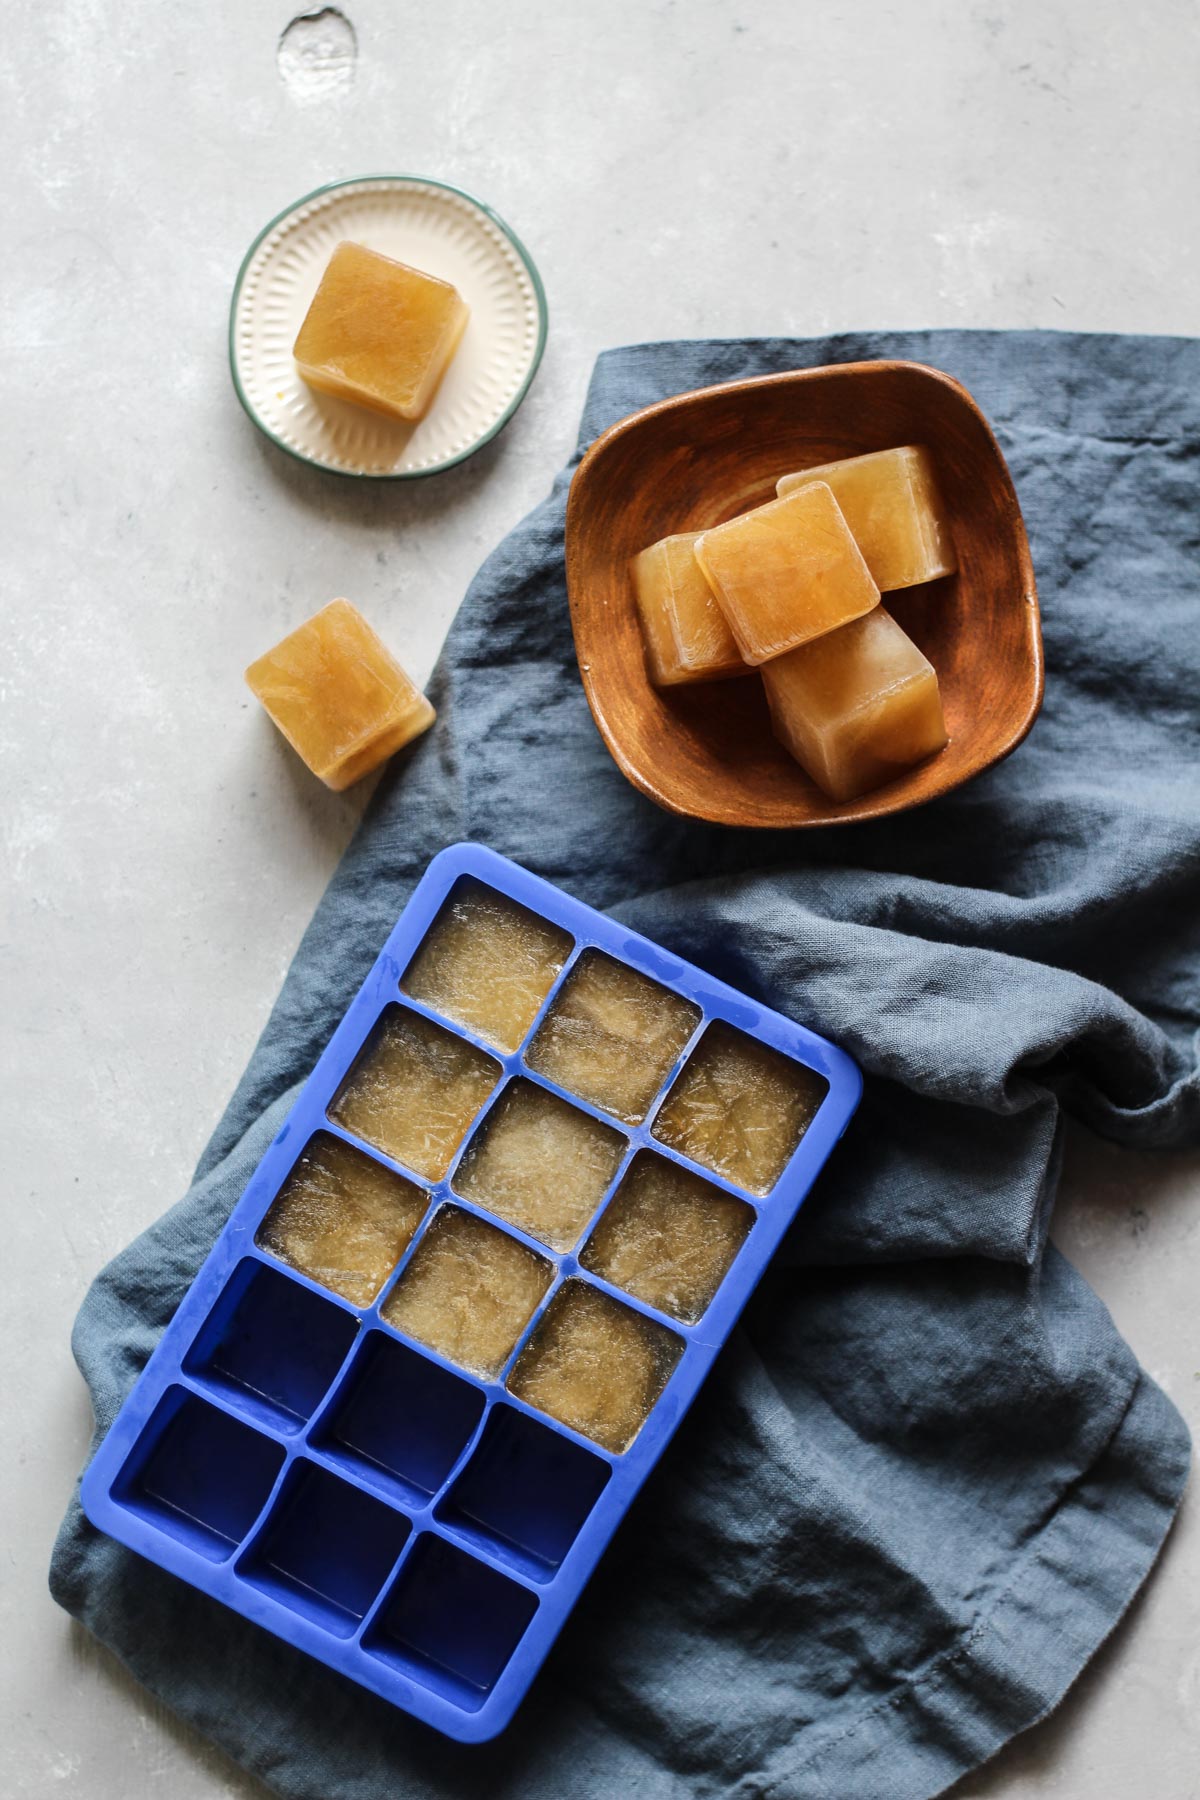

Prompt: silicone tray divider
xmin=81 ymin=842 xmax=861 ymax=1741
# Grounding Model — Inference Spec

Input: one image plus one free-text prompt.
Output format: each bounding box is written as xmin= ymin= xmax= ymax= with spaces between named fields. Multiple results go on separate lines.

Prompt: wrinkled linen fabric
xmin=51 ymin=331 xmax=1198 ymax=1800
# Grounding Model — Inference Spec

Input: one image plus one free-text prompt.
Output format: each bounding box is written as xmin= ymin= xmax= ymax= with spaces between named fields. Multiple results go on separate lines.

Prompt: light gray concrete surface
xmin=2 ymin=2 xmax=1197 ymax=1794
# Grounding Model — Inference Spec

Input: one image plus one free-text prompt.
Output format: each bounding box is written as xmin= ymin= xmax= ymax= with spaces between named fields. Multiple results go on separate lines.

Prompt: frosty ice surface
xmin=526 ymin=950 xmax=700 ymax=1124
xmin=329 ymin=1007 xmax=500 ymax=1181
xmin=402 ymin=881 xmax=573 ymax=1053
xmin=454 ymin=1079 xmax=626 ymax=1251
xmin=507 ymin=1279 xmax=683 ymax=1454
xmin=256 ymin=1131 xmax=429 ymax=1308
xmin=381 ymin=1205 xmax=552 ymax=1378
xmin=652 ymin=1022 xmax=827 ymax=1195
xmin=580 ymin=1152 xmax=753 ymax=1323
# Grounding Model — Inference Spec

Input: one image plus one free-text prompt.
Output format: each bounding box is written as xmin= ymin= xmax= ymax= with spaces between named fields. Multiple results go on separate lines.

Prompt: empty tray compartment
xmin=239 ymin=1459 xmax=412 ymax=1637
xmin=311 ymin=1331 xmax=485 ymax=1507
xmin=438 ymin=1404 xmax=611 ymax=1580
xmin=183 ymin=1259 xmax=359 ymax=1431
xmin=112 ymin=1387 xmax=285 ymax=1561
xmin=364 ymin=1534 xmax=538 ymax=1710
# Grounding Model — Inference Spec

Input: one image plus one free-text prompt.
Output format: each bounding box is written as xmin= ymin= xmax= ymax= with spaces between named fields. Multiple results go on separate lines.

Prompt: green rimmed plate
xmin=229 ymin=175 xmax=548 ymax=479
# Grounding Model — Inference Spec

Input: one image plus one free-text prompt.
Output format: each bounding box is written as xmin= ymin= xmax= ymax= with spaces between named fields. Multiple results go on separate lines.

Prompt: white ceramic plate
xmin=229 ymin=175 xmax=548 ymax=478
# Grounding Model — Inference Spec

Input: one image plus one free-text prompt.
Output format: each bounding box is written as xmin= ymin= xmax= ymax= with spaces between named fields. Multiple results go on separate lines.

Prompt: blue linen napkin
xmin=51 ymin=330 xmax=1198 ymax=1799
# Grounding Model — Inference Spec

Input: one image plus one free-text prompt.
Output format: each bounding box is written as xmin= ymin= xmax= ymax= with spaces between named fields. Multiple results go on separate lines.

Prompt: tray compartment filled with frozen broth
xmin=81 ymin=844 xmax=861 ymax=1741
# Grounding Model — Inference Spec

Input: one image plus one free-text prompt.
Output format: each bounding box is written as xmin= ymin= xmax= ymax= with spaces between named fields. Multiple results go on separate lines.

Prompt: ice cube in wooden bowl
xmin=564 ymin=360 xmax=1042 ymax=829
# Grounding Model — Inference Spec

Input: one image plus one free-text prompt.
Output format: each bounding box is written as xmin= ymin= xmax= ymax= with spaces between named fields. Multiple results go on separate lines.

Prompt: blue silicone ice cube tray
xmin=81 ymin=843 xmax=861 ymax=1742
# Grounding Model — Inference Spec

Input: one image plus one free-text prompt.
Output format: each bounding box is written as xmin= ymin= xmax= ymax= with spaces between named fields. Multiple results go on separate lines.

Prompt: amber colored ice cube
xmin=761 ymin=605 xmax=948 ymax=802
xmin=526 ymin=950 xmax=701 ymax=1124
xmin=293 ymin=241 xmax=469 ymax=423
xmin=381 ymin=1205 xmax=552 ymax=1378
xmin=454 ymin=1079 xmax=626 ymax=1251
xmin=256 ymin=1131 xmax=428 ymax=1308
xmin=580 ymin=1152 xmax=753 ymax=1324
xmin=694 ymin=482 xmax=879 ymax=665
xmin=776 ymin=445 xmax=956 ymax=592
xmin=652 ymin=1022 xmax=827 ymax=1196
xmin=402 ymin=881 xmax=573 ymax=1052
xmin=329 ymin=1006 xmax=500 ymax=1181
xmin=245 ymin=598 xmax=434 ymax=792
xmin=507 ymin=1279 xmax=683 ymax=1454
xmin=629 ymin=532 xmax=744 ymax=688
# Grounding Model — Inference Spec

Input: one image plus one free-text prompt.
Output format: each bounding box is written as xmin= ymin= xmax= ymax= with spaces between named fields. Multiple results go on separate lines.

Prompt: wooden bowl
xmin=564 ymin=360 xmax=1042 ymax=828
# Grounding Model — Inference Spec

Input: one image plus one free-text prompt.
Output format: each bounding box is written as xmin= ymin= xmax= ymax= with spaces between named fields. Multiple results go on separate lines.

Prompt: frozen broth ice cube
xmin=652 ymin=1022 xmax=827 ymax=1195
xmin=381 ymin=1205 xmax=552 ymax=1378
xmin=293 ymin=241 xmax=469 ymax=424
xmin=761 ymin=605 xmax=947 ymax=802
xmin=329 ymin=1007 xmax=500 ymax=1181
xmin=256 ymin=1131 xmax=429 ymax=1308
xmin=454 ymin=1079 xmax=626 ymax=1251
xmin=775 ymin=445 xmax=957 ymax=592
xmin=402 ymin=881 xmax=573 ymax=1053
xmin=244 ymin=599 xmax=435 ymax=792
xmin=694 ymin=482 xmax=879 ymax=665
xmin=580 ymin=1152 xmax=753 ymax=1323
xmin=629 ymin=531 xmax=745 ymax=688
xmin=507 ymin=1279 xmax=683 ymax=1454
xmin=526 ymin=950 xmax=700 ymax=1124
